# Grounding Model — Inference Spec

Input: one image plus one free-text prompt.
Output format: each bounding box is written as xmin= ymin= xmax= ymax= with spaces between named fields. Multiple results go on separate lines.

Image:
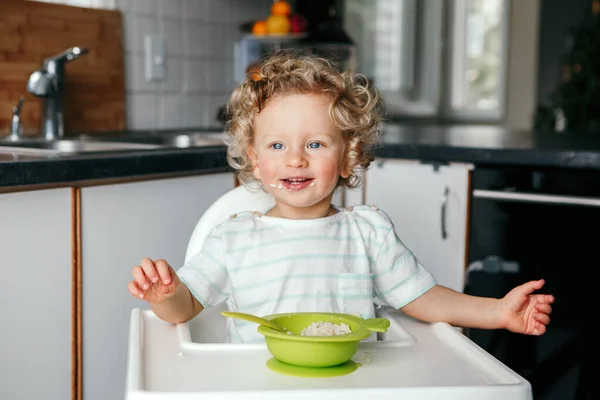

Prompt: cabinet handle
xmin=441 ymin=186 xmax=449 ymax=240
xmin=473 ymin=189 xmax=600 ymax=207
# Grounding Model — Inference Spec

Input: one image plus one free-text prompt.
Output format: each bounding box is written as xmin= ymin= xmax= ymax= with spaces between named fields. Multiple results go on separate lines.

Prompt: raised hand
xmin=128 ymin=258 xmax=180 ymax=304
xmin=500 ymin=279 xmax=554 ymax=335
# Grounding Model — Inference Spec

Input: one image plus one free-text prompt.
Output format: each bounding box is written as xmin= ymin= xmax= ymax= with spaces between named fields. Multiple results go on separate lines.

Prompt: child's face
xmin=250 ymin=93 xmax=350 ymax=214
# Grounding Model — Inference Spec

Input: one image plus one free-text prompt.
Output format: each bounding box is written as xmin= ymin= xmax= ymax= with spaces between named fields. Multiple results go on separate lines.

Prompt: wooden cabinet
xmin=0 ymin=188 xmax=72 ymax=400
xmin=79 ymin=173 xmax=233 ymax=400
xmin=365 ymin=159 xmax=472 ymax=292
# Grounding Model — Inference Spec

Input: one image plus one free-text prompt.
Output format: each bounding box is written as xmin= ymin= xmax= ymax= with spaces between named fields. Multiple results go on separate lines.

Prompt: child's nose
xmin=286 ymin=148 xmax=308 ymax=168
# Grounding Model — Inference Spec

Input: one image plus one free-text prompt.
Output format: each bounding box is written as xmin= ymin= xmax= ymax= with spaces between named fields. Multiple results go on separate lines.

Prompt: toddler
xmin=128 ymin=50 xmax=554 ymax=343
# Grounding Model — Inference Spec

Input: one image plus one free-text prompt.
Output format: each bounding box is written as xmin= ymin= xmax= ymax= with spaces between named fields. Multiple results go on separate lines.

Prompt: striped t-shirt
xmin=177 ymin=205 xmax=436 ymax=343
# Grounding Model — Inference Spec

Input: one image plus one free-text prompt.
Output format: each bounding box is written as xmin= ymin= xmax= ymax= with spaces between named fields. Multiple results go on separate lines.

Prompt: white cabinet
xmin=0 ymin=188 xmax=72 ymax=400
xmin=80 ymin=173 xmax=233 ymax=400
xmin=365 ymin=159 xmax=472 ymax=293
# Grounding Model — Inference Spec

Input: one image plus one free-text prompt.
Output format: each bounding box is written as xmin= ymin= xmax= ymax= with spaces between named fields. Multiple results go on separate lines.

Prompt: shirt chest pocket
xmin=337 ymin=273 xmax=375 ymax=319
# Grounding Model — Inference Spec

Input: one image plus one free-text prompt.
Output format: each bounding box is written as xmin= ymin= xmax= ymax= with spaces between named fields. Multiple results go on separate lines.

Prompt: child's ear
xmin=340 ymin=167 xmax=351 ymax=179
xmin=339 ymin=147 xmax=356 ymax=179
xmin=248 ymin=147 xmax=261 ymax=180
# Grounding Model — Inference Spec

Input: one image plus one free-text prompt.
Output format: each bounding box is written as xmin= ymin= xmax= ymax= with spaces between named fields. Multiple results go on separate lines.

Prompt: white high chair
xmin=182 ymin=180 xmax=275 ymax=329
xmin=126 ymin=182 xmax=534 ymax=399
xmin=184 ymin=182 xmax=343 ymax=262
xmin=184 ymin=180 xmax=275 ymax=263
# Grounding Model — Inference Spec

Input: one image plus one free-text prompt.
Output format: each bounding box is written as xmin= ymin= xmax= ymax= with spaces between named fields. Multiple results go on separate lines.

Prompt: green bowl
xmin=258 ymin=312 xmax=390 ymax=368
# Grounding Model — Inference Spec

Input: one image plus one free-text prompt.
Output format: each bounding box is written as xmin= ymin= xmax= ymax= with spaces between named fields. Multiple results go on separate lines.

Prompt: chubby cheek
xmin=317 ymin=163 xmax=342 ymax=187
xmin=256 ymin=155 xmax=278 ymax=183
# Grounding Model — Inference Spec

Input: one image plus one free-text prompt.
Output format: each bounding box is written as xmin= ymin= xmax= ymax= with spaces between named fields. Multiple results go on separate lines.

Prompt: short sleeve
xmin=372 ymin=226 xmax=436 ymax=309
xmin=176 ymin=231 xmax=229 ymax=309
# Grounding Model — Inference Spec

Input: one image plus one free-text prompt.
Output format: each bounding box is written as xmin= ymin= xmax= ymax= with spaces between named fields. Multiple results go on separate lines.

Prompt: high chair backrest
xmin=184 ymin=180 xmax=275 ymax=263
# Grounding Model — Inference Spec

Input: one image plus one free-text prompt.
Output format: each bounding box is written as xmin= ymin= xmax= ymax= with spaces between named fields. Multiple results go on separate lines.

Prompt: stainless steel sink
xmin=0 ymin=139 xmax=163 ymax=155
xmin=81 ymin=132 xmax=226 ymax=148
xmin=0 ymin=132 xmax=226 ymax=155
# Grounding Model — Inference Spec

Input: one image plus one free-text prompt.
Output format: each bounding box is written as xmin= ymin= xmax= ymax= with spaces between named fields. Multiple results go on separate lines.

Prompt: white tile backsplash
xmin=118 ymin=0 xmax=271 ymax=130
xmin=206 ymin=59 xmax=230 ymax=92
xmin=158 ymin=95 xmax=186 ymax=128
xmin=124 ymin=54 xmax=140 ymax=92
xmin=207 ymin=25 xmax=226 ymax=58
xmin=127 ymin=94 xmax=158 ymax=129
xmin=180 ymin=0 xmax=208 ymax=21
xmin=158 ymin=0 xmax=180 ymax=19
xmin=132 ymin=0 xmax=157 ymax=15
xmin=159 ymin=19 xmax=182 ymax=56
xmin=183 ymin=59 xmax=207 ymax=93
xmin=126 ymin=54 xmax=160 ymax=92
xmin=131 ymin=16 xmax=158 ymax=55
xmin=118 ymin=0 xmax=133 ymax=13
xmin=207 ymin=94 xmax=228 ymax=122
xmin=207 ymin=0 xmax=229 ymax=23
xmin=183 ymin=22 xmax=209 ymax=57
xmin=185 ymin=95 xmax=206 ymax=126
xmin=123 ymin=13 xmax=136 ymax=52
xmin=160 ymin=57 xmax=183 ymax=93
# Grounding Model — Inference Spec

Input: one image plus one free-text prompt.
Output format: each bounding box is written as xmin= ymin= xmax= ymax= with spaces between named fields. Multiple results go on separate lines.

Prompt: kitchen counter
xmin=2 ymin=124 xmax=600 ymax=188
xmin=0 ymin=146 xmax=229 ymax=189
xmin=377 ymin=124 xmax=600 ymax=169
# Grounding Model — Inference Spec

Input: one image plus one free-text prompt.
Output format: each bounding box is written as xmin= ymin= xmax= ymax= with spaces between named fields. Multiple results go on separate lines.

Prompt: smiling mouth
xmin=280 ymin=178 xmax=315 ymax=191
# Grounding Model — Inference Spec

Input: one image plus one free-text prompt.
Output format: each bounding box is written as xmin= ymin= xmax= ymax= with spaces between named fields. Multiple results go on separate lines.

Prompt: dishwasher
xmin=465 ymin=166 xmax=599 ymax=400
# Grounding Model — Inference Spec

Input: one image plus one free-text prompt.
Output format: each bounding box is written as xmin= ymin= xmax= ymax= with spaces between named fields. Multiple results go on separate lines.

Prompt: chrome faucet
xmin=26 ymin=47 xmax=89 ymax=140
xmin=8 ymin=96 xmax=24 ymax=142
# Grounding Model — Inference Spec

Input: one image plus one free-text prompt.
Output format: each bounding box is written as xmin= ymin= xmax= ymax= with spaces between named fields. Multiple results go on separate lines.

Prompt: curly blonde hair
xmin=225 ymin=49 xmax=383 ymax=189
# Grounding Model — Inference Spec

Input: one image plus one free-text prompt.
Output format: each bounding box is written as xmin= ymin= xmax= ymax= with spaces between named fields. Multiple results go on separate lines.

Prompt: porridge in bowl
xmin=300 ymin=321 xmax=352 ymax=336
xmin=257 ymin=312 xmax=390 ymax=368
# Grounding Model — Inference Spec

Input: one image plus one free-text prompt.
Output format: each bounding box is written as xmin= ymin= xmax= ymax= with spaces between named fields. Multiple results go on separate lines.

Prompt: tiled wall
xmin=116 ymin=0 xmax=270 ymax=130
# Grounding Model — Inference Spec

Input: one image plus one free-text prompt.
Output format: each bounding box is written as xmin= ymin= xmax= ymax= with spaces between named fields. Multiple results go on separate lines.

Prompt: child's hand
xmin=499 ymin=279 xmax=554 ymax=335
xmin=128 ymin=258 xmax=180 ymax=304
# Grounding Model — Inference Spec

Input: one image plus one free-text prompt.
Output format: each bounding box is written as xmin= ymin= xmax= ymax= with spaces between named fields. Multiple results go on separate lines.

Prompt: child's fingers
xmin=140 ymin=258 xmax=159 ymax=283
xmin=534 ymin=322 xmax=547 ymax=336
xmin=533 ymin=312 xmax=550 ymax=325
xmin=128 ymin=280 xmax=145 ymax=299
xmin=518 ymin=279 xmax=545 ymax=295
xmin=535 ymin=303 xmax=552 ymax=315
xmin=132 ymin=266 xmax=150 ymax=290
xmin=154 ymin=259 xmax=172 ymax=285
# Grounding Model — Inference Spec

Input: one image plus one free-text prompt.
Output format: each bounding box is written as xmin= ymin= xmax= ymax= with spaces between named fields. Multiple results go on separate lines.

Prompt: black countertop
xmin=2 ymin=124 xmax=600 ymax=188
xmin=377 ymin=124 xmax=600 ymax=169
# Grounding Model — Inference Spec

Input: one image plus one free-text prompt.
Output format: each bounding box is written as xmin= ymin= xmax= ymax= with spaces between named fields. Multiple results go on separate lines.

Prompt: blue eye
xmin=270 ymin=143 xmax=284 ymax=150
xmin=308 ymin=142 xmax=321 ymax=149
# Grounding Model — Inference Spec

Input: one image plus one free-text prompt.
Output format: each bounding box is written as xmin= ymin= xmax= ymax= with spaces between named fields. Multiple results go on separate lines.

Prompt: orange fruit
xmin=266 ymin=14 xmax=290 ymax=35
xmin=271 ymin=0 xmax=291 ymax=16
xmin=252 ymin=20 xmax=268 ymax=35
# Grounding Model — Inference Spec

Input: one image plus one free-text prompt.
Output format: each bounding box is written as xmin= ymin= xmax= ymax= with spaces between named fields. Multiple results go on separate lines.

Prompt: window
xmin=344 ymin=0 xmax=443 ymax=117
xmin=446 ymin=0 xmax=509 ymax=120
xmin=343 ymin=0 xmax=509 ymax=122
xmin=29 ymin=0 xmax=115 ymax=9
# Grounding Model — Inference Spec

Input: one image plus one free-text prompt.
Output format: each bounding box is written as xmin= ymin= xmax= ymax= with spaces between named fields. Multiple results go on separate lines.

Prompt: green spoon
xmin=221 ymin=311 xmax=288 ymax=334
xmin=357 ymin=317 xmax=390 ymax=332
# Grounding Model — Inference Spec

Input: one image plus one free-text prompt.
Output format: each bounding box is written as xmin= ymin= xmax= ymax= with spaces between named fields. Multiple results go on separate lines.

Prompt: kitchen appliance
xmin=233 ymin=2 xmax=356 ymax=85
xmin=233 ymin=34 xmax=356 ymax=84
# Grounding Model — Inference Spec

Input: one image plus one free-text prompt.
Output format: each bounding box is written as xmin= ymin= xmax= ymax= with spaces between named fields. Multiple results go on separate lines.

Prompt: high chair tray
xmin=125 ymin=307 xmax=532 ymax=400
